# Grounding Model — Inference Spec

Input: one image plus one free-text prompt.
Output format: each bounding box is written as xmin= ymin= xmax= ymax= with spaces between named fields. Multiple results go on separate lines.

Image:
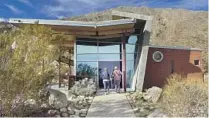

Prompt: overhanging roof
xmin=8 ymin=18 xmax=135 ymax=27
xmin=8 ymin=18 xmax=136 ymax=36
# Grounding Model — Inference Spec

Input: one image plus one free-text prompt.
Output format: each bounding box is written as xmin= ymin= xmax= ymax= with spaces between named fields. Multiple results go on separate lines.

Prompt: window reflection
xmin=126 ymin=54 xmax=135 ymax=61
xmin=98 ymin=43 xmax=120 ymax=53
xmin=77 ymin=41 xmax=97 ymax=54
xmin=126 ymin=44 xmax=136 ymax=53
xmin=77 ymin=54 xmax=98 ymax=61
xmin=76 ymin=61 xmax=97 ymax=79
xmin=99 ymin=54 xmax=121 ymax=61
xmin=126 ymin=60 xmax=135 ymax=88
xmin=128 ymin=35 xmax=138 ymax=44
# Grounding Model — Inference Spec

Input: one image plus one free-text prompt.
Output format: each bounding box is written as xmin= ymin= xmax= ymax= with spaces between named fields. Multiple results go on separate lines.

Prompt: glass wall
xmin=76 ymin=36 xmax=139 ymax=90
xmin=76 ymin=61 xmax=97 ymax=80
xmin=126 ymin=35 xmax=138 ymax=89
xmin=76 ymin=39 xmax=122 ymax=82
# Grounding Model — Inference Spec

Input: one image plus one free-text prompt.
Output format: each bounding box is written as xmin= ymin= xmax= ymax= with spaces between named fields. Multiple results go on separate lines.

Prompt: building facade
xmin=7 ymin=11 xmax=203 ymax=92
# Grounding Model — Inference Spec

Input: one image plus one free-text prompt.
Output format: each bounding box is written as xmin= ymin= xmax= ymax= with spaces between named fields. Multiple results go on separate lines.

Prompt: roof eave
xmin=8 ymin=18 xmax=136 ymax=28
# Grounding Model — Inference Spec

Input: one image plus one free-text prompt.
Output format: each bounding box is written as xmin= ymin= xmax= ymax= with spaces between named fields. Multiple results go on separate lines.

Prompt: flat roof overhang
xmin=8 ymin=18 xmax=136 ymax=37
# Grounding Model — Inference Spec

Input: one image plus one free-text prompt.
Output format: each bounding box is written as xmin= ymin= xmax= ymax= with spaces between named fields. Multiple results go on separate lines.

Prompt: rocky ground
xmin=0 ymin=78 xmax=96 ymax=117
xmin=126 ymin=86 xmax=167 ymax=117
xmin=46 ymin=95 xmax=94 ymax=117
xmin=45 ymin=78 xmax=96 ymax=117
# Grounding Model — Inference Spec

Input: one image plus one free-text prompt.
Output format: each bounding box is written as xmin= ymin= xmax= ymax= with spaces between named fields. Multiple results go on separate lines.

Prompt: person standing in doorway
xmin=110 ymin=69 xmax=115 ymax=89
xmin=113 ymin=66 xmax=122 ymax=93
xmin=101 ymin=68 xmax=110 ymax=95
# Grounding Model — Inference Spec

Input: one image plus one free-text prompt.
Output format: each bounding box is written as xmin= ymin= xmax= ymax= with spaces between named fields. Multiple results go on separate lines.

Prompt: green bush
xmin=0 ymin=25 xmax=68 ymax=116
xmin=159 ymin=74 xmax=208 ymax=117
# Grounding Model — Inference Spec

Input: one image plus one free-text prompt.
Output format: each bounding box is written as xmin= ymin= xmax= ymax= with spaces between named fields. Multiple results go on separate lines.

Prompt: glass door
xmin=98 ymin=61 xmax=121 ymax=88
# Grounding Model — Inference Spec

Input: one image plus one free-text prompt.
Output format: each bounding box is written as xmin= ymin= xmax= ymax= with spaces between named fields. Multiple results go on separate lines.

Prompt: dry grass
xmin=158 ymin=74 xmax=208 ymax=117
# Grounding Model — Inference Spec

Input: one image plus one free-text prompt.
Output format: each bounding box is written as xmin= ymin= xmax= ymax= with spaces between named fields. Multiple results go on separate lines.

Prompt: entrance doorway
xmin=98 ymin=61 xmax=122 ymax=88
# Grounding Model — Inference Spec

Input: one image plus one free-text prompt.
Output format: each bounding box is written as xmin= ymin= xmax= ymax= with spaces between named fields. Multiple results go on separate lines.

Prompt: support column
xmin=58 ymin=56 xmax=61 ymax=88
xmin=122 ymin=35 xmax=126 ymax=92
xmin=68 ymin=49 xmax=71 ymax=90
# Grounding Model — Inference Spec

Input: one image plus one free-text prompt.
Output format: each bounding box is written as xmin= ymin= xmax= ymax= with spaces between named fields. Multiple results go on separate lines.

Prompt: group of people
xmin=100 ymin=66 xmax=122 ymax=95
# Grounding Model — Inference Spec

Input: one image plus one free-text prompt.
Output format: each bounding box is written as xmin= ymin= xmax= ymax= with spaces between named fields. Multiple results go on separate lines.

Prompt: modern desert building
xmin=6 ymin=11 xmax=203 ymax=92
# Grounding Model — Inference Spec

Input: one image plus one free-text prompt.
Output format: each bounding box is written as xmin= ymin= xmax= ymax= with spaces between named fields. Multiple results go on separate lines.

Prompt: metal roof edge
xmin=96 ymin=18 xmax=136 ymax=27
xmin=8 ymin=18 xmax=96 ymax=27
xmin=8 ymin=18 xmax=136 ymax=28
xmin=148 ymin=45 xmax=202 ymax=51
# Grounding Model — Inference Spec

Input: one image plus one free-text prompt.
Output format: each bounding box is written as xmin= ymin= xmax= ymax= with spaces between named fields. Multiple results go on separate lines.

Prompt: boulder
xmin=68 ymin=109 xmax=75 ymax=115
xmin=60 ymin=107 xmax=67 ymax=113
xmin=74 ymin=109 xmax=81 ymax=116
xmin=133 ymin=107 xmax=139 ymax=112
xmin=67 ymin=94 xmax=76 ymax=102
xmin=70 ymin=115 xmax=76 ymax=117
xmin=140 ymin=107 xmax=145 ymax=113
xmin=48 ymin=89 xmax=68 ymax=109
xmin=54 ymin=114 xmax=61 ymax=117
xmin=143 ymin=86 xmax=162 ymax=103
xmin=24 ymin=99 xmax=39 ymax=110
xmin=24 ymin=99 xmax=36 ymax=106
xmin=41 ymin=103 xmax=49 ymax=108
xmin=79 ymin=113 xmax=87 ymax=117
xmin=67 ymin=106 xmax=73 ymax=111
xmin=47 ymin=109 xmax=58 ymax=116
xmin=61 ymin=112 xmax=69 ymax=117
xmin=81 ymin=109 xmax=88 ymax=114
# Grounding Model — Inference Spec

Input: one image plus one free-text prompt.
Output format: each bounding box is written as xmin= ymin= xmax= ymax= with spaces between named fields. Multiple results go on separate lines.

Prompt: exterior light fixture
xmin=152 ymin=51 xmax=164 ymax=62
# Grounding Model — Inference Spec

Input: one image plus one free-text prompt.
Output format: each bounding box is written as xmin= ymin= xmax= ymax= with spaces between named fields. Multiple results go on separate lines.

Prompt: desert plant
xmin=158 ymin=74 xmax=208 ymax=117
xmin=0 ymin=25 xmax=69 ymax=116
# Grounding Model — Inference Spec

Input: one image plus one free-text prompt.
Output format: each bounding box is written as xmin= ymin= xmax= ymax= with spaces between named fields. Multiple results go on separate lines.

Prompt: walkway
xmin=86 ymin=89 xmax=136 ymax=117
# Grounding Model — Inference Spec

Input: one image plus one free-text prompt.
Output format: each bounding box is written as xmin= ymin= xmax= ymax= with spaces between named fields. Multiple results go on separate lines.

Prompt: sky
xmin=0 ymin=0 xmax=208 ymax=19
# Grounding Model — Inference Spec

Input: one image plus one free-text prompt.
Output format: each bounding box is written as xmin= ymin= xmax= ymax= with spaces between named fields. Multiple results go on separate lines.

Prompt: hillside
xmin=65 ymin=6 xmax=208 ymax=72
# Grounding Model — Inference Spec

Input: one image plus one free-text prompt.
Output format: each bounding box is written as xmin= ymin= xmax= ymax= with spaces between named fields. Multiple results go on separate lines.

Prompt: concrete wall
xmin=132 ymin=46 xmax=149 ymax=91
xmin=143 ymin=47 xmax=203 ymax=90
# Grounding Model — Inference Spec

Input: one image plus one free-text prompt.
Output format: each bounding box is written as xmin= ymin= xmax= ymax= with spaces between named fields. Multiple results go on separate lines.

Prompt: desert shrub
xmin=159 ymin=74 xmax=208 ymax=117
xmin=0 ymin=25 xmax=71 ymax=116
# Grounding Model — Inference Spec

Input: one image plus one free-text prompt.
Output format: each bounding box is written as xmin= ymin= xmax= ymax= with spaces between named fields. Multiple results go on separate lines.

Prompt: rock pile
xmin=46 ymin=78 xmax=96 ymax=117
xmin=127 ymin=86 xmax=167 ymax=117
xmin=47 ymin=96 xmax=94 ymax=117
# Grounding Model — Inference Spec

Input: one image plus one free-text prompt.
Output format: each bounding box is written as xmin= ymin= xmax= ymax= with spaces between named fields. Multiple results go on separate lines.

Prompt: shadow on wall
xmin=143 ymin=47 xmax=202 ymax=90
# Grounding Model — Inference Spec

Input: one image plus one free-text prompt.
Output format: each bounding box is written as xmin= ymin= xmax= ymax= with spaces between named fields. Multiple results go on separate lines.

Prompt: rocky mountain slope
xmin=65 ymin=6 xmax=208 ymax=72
